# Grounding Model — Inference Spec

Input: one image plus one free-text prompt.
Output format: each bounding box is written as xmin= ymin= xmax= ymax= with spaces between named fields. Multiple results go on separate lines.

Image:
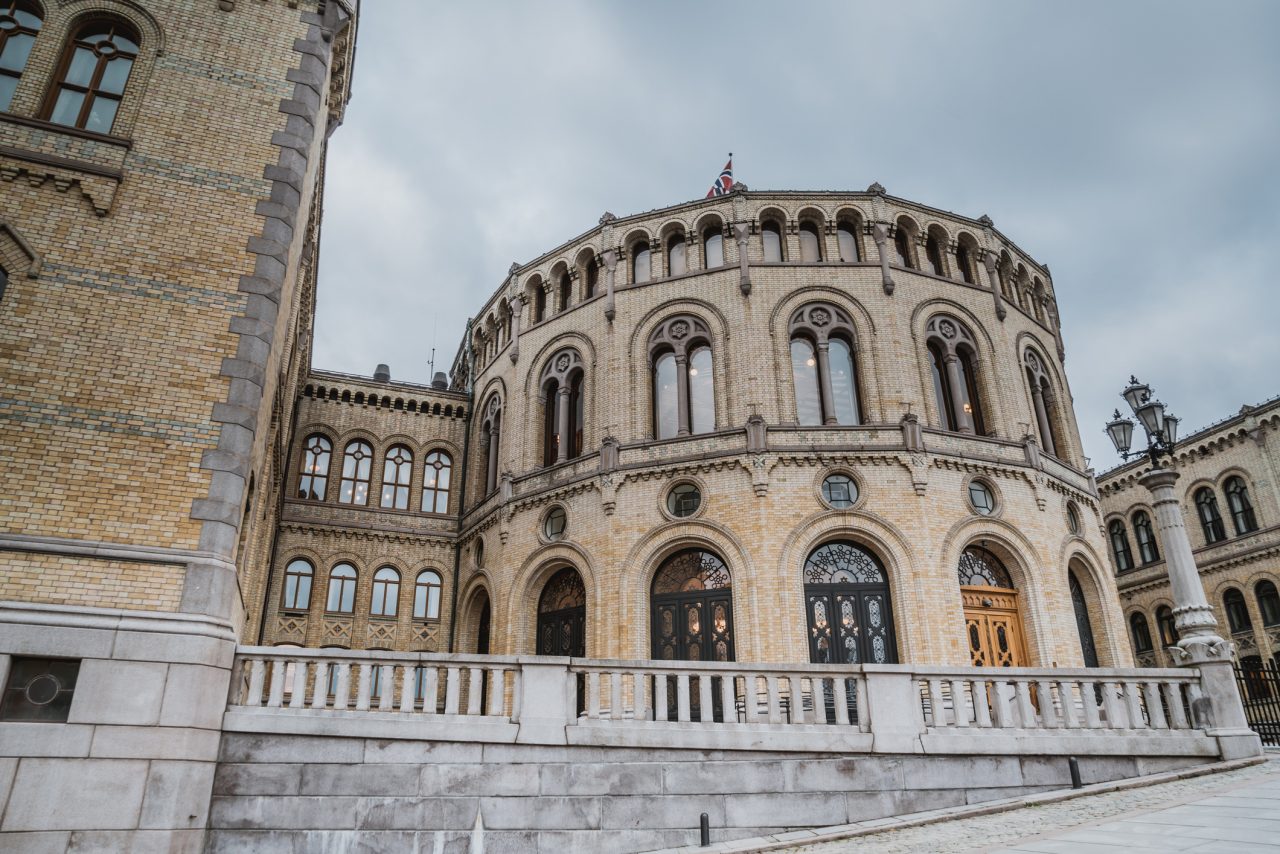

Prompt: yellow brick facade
xmin=0 ymin=553 xmax=182 ymax=611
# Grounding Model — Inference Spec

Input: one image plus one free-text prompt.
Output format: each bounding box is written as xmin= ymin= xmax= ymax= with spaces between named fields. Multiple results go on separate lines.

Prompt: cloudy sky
xmin=314 ymin=0 xmax=1280 ymax=470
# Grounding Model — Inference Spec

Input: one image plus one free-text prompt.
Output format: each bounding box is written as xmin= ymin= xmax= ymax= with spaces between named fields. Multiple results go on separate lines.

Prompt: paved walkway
xmin=779 ymin=757 xmax=1280 ymax=854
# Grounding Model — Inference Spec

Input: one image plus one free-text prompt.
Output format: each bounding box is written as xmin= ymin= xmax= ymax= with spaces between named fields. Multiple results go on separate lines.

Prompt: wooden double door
xmin=962 ymin=586 xmax=1028 ymax=668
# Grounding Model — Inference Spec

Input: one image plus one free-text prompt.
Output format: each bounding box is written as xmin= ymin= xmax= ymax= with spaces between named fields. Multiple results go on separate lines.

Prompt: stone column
xmin=982 ymin=252 xmax=1007 ymax=321
xmin=508 ymin=295 xmax=522 ymax=363
xmin=1030 ymin=383 xmax=1056 ymax=457
xmin=674 ymin=353 xmax=690 ymax=436
xmin=815 ymin=341 xmax=837 ymax=425
xmin=486 ymin=423 xmax=500 ymax=494
xmin=944 ymin=355 xmax=975 ymax=433
xmin=872 ymin=223 xmax=894 ymax=295
xmin=732 ymin=222 xmax=751 ymax=296
xmin=601 ymin=248 xmax=618 ymax=323
xmin=555 ymin=385 xmax=571 ymax=463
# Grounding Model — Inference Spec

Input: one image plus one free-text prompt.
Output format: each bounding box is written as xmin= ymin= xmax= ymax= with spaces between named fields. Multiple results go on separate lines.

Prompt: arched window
xmin=338 ymin=440 xmax=373 ymax=505
xmin=667 ymin=232 xmax=687 ymax=276
xmin=370 ymin=567 xmax=400 ymax=617
xmin=798 ymin=222 xmax=822 ymax=262
xmin=540 ymin=348 xmax=585 ymax=465
xmin=533 ymin=281 xmax=547 ymax=323
xmin=836 ymin=220 xmax=860 ymax=262
xmin=421 ymin=450 xmax=451 ymax=514
xmin=326 ymin=563 xmax=357 ymax=614
xmin=788 ymin=304 xmax=861 ymax=426
xmin=1156 ymin=605 xmax=1179 ymax=647
xmin=1133 ymin=511 xmax=1159 ymax=565
xmin=414 ymin=570 xmax=442 ymax=620
xmin=556 ymin=271 xmax=571 ymax=312
xmin=1130 ymin=612 xmax=1153 ymax=653
xmin=537 ymin=567 xmax=586 ymax=657
xmin=925 ymin=231 xmax=945 ymax=276
xmin=651 ymin=549 xmax=733 ymax=662
xmin=0 ymin=263 xmax=7 ymax=302
xmin=1224 ymin=587 xmax=1252 ymax=634
xmin=761 ymin=220 xmax=784 ymax=262
xmin=1225 ymin=476 xmax=1258 ymax=535
xmin=925 ymin=316 xmax=984 ymax=435
xmin=1256 ymin=580 xmax=1280 ymax=627
xmin=297 ymin=434 xmax=331 ymax=501
xmin=649 ymin=315 xmax=715 ymax=439
xmin=803 ymin=541 xmax=896 ymax=664
xmin=1195 ymin=487 xmax=1226 ymax=544
xmin=0 ymin=1 xmax=42 ymax=112
xmin=1069 ymin=570 xmax=1099 ymax=668
xmin=955 ymin=236 xmax=977 ymax=284
xmin=281 ymin=559 xmax=313 ymax=611
xmin=957 ymin=546 xmax=1014 ymax=588
xmin=583 ymin=257 xmax=598 ymax=298
xmin=1023 ymin=349 xmax=1059 ymax=456
xmin=47 ymin=19 xmax=139 ymax=133
xmin=893 ymin=226 xmax=914 ymax=268
xmin=481 ymin=395 xmax=502 ymax=495
xmin=379 ymin=445 xmax=413 ymax=510
xmin=703 ymin=226 xmax=724 ymax=268
xmin=1109 ymin=520 xmax=1134 ymax=572
xmin=631 ymin=239 xmax=651 ymax=284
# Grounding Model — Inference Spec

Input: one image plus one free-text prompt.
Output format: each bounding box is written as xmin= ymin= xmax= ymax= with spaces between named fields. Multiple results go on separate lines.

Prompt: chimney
xmin=431 ymin=372 xmax=448 ymax=390
xmin=373 ymin=364 xmax=391 ymax=382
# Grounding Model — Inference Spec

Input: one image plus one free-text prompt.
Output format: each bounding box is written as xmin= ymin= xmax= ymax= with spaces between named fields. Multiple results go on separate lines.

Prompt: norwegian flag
xmin=705 ymin=155 xmax=734 ymax=198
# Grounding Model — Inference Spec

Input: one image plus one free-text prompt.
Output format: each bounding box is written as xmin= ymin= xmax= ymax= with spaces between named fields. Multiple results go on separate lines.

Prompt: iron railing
xmin=1235 ymin=659 xmax=1280 ymax=746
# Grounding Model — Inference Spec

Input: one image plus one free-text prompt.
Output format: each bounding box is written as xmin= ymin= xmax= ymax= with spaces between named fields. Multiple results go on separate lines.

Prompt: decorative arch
xmin=508 ymin=541 xmax=599 ymax=655
xmin=954 ymin=232 xmax=980 ymax=284
xmin=1066 ymin=554 xmax=1119 ymax=667
xmin=833 ymin=206 xmax=867 ymax=263
xmin=646 ymin=313 xmax=717 ymax=439
xmin=924 ymin=314 xmax=987 ymax=435
xmin=911 ymin=299 xmax=1004 ymax=436
xmin=457 ymin=572 xmax=495 ymax=655
xmin=924 ymin=223 xmax=950 ymax=277
xmin=787 ymin=303 xmax=862 ymax=426
xmin=538 ymin=347 xmax=586 ymax=465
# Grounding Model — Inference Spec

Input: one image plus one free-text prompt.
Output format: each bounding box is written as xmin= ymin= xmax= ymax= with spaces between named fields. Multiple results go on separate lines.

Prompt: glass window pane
xmin=654 ymin=353 xmax=678 ymax=439
xmin=0 ymin=31 xmax=34 ymax=73
xmin=97 ymin=55 xmax=133 ymax=95
xmin=0 ymin=75 xmax=15 ymax=112
xmin=799 ymin=228 xmax=821 ymax=262
xmin=762 ymin=226 xmax=782 ymax=262
xmin=837 ymin=227 xmax=859 ymax=262
xmin=689 ymin=346 xmax=714 ymax=434
xmin=84 ymin=95 xmax=119 ymax=133
xmin=633 ymin=247 xmax=650 ymax=283
xmin=704 ymin=232 xmax=723 ymax=268
xmin=49 ymin=88 xmax=84 ymax=126
xmin=668 ymin=239 xmax=686 ymax=276
xmin=428 ymin=585 xmax=440 ymax=618
xmin=828 ymin=338 xmax=860 ymax=425
xmin=15 ymin=9 xmax=43 ymax=29
xmin=791 ymin=338 xmax=822 ymax=426
xmin=64 ymin=47 xmax=97 ymax=87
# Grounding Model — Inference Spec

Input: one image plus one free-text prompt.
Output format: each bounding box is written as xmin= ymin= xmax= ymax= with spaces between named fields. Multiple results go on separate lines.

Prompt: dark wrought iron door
xmin=651 ymin=591 xmax=734 ymax=662
xmin=805 ymin=587 xmax=896 ymax=665
xmin=1070 ymin=572 xmax=1100 ymax=668
xmin=537 ymin=606 xmax=585 ymax=657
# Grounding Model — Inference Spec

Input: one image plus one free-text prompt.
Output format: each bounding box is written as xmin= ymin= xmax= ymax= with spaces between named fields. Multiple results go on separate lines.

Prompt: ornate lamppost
xmin=1105 ymin=377 xmax=1259 ymax=756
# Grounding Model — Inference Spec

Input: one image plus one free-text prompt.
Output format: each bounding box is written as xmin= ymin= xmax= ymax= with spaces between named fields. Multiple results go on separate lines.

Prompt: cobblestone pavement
xmin=781 ymin=757 xmax=1280 ymax=853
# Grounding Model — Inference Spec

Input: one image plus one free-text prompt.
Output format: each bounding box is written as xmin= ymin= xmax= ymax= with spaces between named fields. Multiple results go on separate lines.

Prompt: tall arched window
xmin=649 ymin=315 xmax=715 ymax=439
xmin=281 ymin=559 xmax=313 ymax=611
xmin=893 ymin=225 xmax=914 ymax=268
xmin=761 ymin=220 xmax=784 ymax=262
xmin=297 ymin=434 xmax=331 ymax=501
xmin=1224 ymin=587 xmax=1251 ymax=634
xmin=1156 ymin=605 xmax=1179 ymax=647
xmin=667 ymin=232 xmax=687 ymax=276
xmin=540 ymin=348 xmax=585 ymax=465
xmin=1109 ymin=520 xmax=1134 ymax=571
xmin=1069 ymin=569 xmax=1100 ymax=668
xmin=421 ymin=450 xmax=452 ymax=513
xmin=326 ymin=563 xmax=357 ymax=614
xmin=556 ymin=271 xmax=571 ymax=312
xmin=1225 ymin=476 xmax=1258 ymax=534
xmin=481 ymin=394 xmax=502 ymax=495
xmin=370 ymin=567 xmax=400 ymax=617
xmin=631 ymin=239 xmax=651 ymax=283
xmin=925 ymin=316 xmax=984 ymax=435
xmin=379 ymin=445 xmax=413 ymax=510
xmin=338 ymin=440 xmax=373 ymax=505
xmin=925 ymin=230 xmax=945 ymax=276
xmin=1195 ymin=487 xmax=1226 ymax=544
xmin=532 ymin=280 xmax=547 ymax=323
xmin=955 ymin=235 xmax=977 ymax=284
xmin=537 ymin=567 xmax=586 ymax=657
xmin=1023 ymin=349 xmax=1059 ymax=456
xmin=803 ymin=541 xmax=896 ymax=664
xmin=414 ymin=570 xmax=442 ymax=620
xmin=1256 ymin=580 xmax=1280 ymax=627
xmin=0 ymin=1 xmax=41 ymax=112
xmin=1133 ymin=511 xmax=1160 ymax=565
xmin=702 ymin=226 xmax=724 ymax=268
xmin=583 ymin=257 xmax=598 ymax=298
xmin=836 ymin=220 xmax=860 ymax=262
xmin=1130 ymin=612 xmax=1153 ymax=653
xmin=798 ymin=222 xmax=822 ymax=262
xmin=47 ymin=19 xmax=139 ymax=133
xmin=789 ymin=303 xmax=861 ymax=426
xmin=651 ymin=549 xmax=733 ymax=662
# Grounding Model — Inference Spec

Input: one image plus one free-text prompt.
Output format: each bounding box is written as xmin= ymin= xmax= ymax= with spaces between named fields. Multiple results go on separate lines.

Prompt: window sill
xmin=0 ymin=112 xmax=130 ymax=215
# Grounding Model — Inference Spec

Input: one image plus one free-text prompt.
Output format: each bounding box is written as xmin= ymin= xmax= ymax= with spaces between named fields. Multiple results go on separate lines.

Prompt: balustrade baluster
xmin=743 ymin=675 xmax=760 ymax=723
xmin=855 ymin=678 xmax=870 ymax=731
xmin=355 ymin=664 xmax=372 ymax=711
xmin=790 ymin=676 xmax=806 ymax=725
xmin=267 ymin=660 xmax=286 ymax=708
xmin=246 ymin=659 xmax=266 ymax=707
xmin=1144 ymin=681 xmax=1168 ymax=729
xmin=699 ymin=675 xmax=714 ymax=723
xmin=444 ymin=667 xmax=460 ymax=715
xmin=467 ymin=667 xmax=483 ymax=715
xmin=765 ymin=675 xmax=782 ymax=724
xmin=400 ymin=665 xmax=415 ymax=712
xmin=1100 ymin=681 xmax=1124 ymax=728
xmin=721 ymin=675 xmax=737 ymax=724
xmin=677 ymin=674 xmax=691 ymax=722
xmin=1014 ymin=681 xmax=1036 ymax=728
xmin=992 ymin=680 xmax=1016 ymax=727
xmin=333 ymin=663 xmax=350 ymax=710
xmin=379 ymin=665 xmax=395 ymax=711
xmin=1081 ymin=681 xmax=1101 ymax=729
xmin=833 ymin=677 xmax=850 ymax=726
xmin=632 ymin=671 xmax=647 ymax=720
xmin=290 ymin=660 xmax=308 ymax=708
xmin=654 ymin=673 xmax=668 ymax=722
xmin=1057 ymin=681 xmax=1079 ymax=728
xmin=1163 ymin=681 xmax=1189 ymax=729
xmin=972 ymin=679 xmax=993 ymax=728
xmin=422 ymin=666 xmax=439 ymax=714
xmin=488 ymin=668 xmax=506 ymax=717
xmin=950 ymin=679 xmax=970 ymax=727
xmin=1123 ymin=680 xmax=1147 ymax=728
xmin=311 ymin=661 xmax=329 ymax=709
xmin=1037 ymin=680 xmax=1059 ymax=728
xmin=927 ymin=678 xmax=947 ymax=726
xmin=586 ymin=671 xmax=601 ymax=719
xmin=611 ymin=672 xmax=624 ymax=721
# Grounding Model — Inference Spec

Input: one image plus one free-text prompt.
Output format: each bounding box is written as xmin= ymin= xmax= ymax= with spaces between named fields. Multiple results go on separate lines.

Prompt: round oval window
xmin=667 ymin=483 xmax=702 ymax=517
xmin=1067 ymin=503 xmax=1080 ymax=535
xmin=968 ymin=481 xmax=995 ymax=516
xmin=543 ymin=507 xmax=567 ymax=541
xmin=821 ymin=473 xmax=858 ymax=509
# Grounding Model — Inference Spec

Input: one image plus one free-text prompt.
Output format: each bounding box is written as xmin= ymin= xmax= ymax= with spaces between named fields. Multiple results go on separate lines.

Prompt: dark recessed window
xmin=543 ymin=506 xmax=567 ymax=541
xmin=1066 ymin=502 xmax=1081 ymax=535
xmin=968 ymin=480 xmax=995 ymax=515
xmin=667 ymin=482 xmax=702 ymax=517
xmin=1 ymin=657 xmax=79 ymax=722
xmin=821 ymin=473 xmax=858 ymax=509
xmin=0 ymin=1 xmax=42 ymax=112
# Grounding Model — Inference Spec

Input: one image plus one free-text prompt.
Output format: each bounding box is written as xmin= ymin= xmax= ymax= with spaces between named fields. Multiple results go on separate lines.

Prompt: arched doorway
xmin=1069 ymin=569 xmax=1100 ymax=668
xmin=475 ymin=592 xmax=491 ymax=655
xmin=650 ymin=548 xmax=734 ymax=662
xmin=537 ymin=567 xmax=586 ymax=657
xmin=958 ymin=545 xmax=1028 ymax=667
xmin=803 ymin=541 xmax=897 ymax=664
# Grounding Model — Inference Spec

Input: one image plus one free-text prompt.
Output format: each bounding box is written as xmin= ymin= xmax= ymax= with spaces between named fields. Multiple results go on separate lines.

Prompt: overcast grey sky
xmin=314 ymin=0 xmax=1280 ymax=470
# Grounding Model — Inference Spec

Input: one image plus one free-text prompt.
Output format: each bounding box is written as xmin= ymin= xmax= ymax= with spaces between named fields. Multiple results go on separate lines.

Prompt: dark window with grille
xmin=1224 ymin=587 xmax=1252 ymax=634
xmin=1109 ymin=520 xmax=1134 ymax=572
xmin=1129 ymin=612 xmax=1153 ymax=653
xmin=1196 ymin=488 xmax=1226 ymax=544
xmin=1133 ymin=511 xmax=1160 ymax=565
xmin=1257 ymin=580 xmax=1280 ymax=627
xmin=1156 ymin=605 xmax=1179 ymax=647
xmin=1 ymin=657 xmax=79 ymax=722
xmin=1225 ymin=476 xmax=1258 ymax=535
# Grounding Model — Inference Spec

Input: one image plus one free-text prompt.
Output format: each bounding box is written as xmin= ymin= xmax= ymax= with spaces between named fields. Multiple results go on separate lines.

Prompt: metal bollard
xmin=700 ymin=812 xmax=710 ymax=847
xmin=1068 ymin=756 xmax=1082 ymax=789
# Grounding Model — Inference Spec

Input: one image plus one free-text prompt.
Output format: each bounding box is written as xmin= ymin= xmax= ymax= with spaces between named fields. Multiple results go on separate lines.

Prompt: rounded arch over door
xmin=537 ymin=566 xmax=586 ymax=657
xmin=957 ymin=545 xmax=1028 ymax=667
xmin=650 ymin=549 xmax=734 ymax=662
xmin=802 ymin=541 xmax=897 ymax=665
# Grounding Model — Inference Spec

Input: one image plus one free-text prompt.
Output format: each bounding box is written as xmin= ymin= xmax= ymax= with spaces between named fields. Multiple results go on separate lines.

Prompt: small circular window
xmin=968 ymin=480 xmax=996 ymax=516
xmin=667 ymin=483 xmax=702 ymax=518
xmin=474 ymin=538 xmax=485 ymax=567
xmin=1067 ymin=502 xmax=1081 ymax=535
xmin=821 ymin=473 xmax=859 ymax=509
xmin=543 ymin=506 xmax=567 ymax=541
